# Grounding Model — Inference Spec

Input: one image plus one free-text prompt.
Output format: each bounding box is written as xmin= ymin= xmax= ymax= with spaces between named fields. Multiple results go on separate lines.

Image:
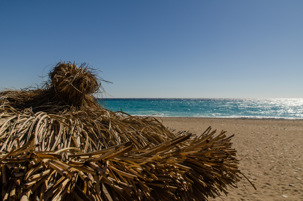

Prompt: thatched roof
xmin=0 ymin=62 xmax=249 ymax=201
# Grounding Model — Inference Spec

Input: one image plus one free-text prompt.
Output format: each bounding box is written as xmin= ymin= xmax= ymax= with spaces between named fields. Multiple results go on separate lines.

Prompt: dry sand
xmin=158 ymin=117 xmax=303 ymax=201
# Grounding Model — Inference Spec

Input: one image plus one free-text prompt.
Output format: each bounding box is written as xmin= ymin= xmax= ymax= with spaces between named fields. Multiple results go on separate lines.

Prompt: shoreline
xmin=159 ymin=117 xmax=303 ymax=201
xmin=156 ymin=116 xmax=303 ymax=121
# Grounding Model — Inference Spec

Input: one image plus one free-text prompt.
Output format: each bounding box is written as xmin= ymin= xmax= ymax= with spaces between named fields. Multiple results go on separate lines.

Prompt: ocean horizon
xmin=98 ymin=98 xmax=303 ymax=119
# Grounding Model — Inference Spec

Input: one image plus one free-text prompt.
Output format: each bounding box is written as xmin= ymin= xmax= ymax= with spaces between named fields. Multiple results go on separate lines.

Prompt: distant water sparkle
xmin=98 ymin=98 xmax=303 ymax=119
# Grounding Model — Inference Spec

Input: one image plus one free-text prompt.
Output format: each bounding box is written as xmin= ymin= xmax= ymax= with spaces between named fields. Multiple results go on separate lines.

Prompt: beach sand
xmin=158 ymin=117 xmax=303 ymax=201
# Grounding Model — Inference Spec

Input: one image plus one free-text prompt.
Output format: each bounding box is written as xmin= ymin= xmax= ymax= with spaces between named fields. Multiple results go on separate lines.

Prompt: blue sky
xmin=1 ymin=0 xmax=302 ymax=98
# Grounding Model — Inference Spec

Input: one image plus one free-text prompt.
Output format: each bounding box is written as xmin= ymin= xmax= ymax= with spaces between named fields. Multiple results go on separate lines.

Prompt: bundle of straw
xmin=0 ymin=62 xmax=249 ymax=201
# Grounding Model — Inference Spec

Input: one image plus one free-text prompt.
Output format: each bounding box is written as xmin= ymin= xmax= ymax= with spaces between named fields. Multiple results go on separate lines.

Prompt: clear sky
xmin=1 ymin=0 xmax=302 ymax=98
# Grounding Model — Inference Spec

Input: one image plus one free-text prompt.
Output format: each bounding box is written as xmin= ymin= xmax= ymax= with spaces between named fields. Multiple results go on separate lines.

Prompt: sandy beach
xmin=159 ymin=117 xmax=303 ymax=201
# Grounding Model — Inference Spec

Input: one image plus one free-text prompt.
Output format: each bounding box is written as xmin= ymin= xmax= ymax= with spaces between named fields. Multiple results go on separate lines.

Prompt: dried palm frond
xmin=0 ymin=62 xmax=250 ymax=201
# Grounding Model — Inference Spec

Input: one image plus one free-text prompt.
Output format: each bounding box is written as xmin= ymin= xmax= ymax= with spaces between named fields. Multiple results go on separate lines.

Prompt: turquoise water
xmin=98 ymin=98 xmax=303 ymax=119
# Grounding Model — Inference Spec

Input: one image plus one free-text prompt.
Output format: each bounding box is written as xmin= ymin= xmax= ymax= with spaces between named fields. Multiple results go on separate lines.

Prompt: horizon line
xmin=98 ymin=97 xmax=303 ymax=100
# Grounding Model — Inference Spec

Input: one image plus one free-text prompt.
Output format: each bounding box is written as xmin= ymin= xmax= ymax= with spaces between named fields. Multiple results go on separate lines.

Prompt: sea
xmin=98 ymin=98 xmax=303 ymax=119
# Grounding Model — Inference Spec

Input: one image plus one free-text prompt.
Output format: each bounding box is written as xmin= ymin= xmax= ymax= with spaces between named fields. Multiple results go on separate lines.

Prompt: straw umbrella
xmin=0 ymin=62 xmax=249 ymax=201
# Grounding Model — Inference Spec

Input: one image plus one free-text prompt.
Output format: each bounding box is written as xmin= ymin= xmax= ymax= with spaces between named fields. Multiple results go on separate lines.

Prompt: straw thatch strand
xmin=0 ymin=62 xmax=101 ymax=112
xmin=0 ymin=128 xmax=240 ymax=201
xmin=0 ymin=62 xmax=251 ymax=200
xmin=49 ymin=62 xmax=100 ymax=106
